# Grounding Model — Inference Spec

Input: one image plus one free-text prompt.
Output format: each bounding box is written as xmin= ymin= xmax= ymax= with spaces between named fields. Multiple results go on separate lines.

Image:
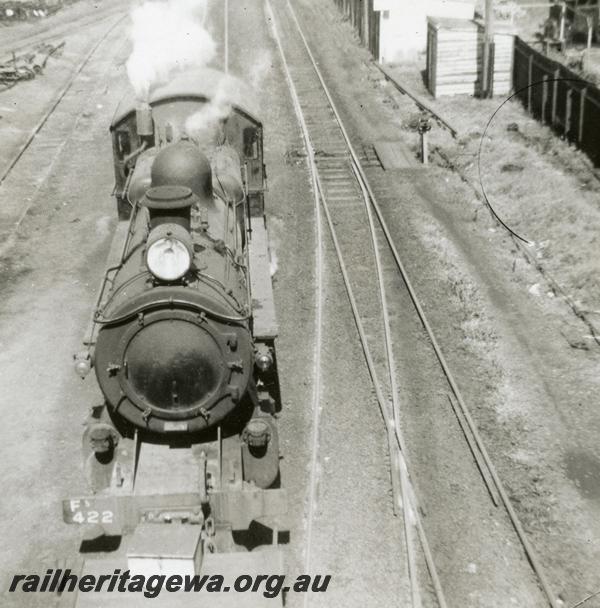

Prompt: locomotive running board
xmin=248 ymin=218 xmax=278 ymax=340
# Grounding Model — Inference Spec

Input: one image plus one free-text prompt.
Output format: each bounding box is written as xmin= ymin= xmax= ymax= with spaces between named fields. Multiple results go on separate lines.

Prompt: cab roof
xmin=110 ymin=67 xmax=261 ymax=128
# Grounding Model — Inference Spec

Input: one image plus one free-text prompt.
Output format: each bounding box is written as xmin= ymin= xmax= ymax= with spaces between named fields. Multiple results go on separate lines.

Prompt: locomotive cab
xmin=109 ymin=67 xmax=266 ymax=221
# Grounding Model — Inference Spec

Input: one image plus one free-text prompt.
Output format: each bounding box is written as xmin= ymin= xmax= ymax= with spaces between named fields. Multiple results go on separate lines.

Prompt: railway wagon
xmin=549 ymin=0 xmax=600 ymax=41
xmin=62 ymin=67 xmax=287 ymax=606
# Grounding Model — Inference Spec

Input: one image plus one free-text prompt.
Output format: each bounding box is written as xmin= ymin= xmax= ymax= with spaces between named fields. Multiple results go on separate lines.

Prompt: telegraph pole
xmin=481 ymin=0 xmax=494 ymax=97
xmin=224 ymin=0 xmax=229 ymax=74
xmin=363 ymin=0 xmax=370 ymax=53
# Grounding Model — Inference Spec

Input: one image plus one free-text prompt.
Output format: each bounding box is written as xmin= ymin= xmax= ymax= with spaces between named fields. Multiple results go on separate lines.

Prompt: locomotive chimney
xmin=136 ymin=102 xmax=154 ymax=138
xmin=141 ymin=185 xmax=197 ymax=232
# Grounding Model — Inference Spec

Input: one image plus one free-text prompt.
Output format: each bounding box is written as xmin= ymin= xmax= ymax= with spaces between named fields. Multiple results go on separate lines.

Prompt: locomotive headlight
xmin=146 ymin=223 xmax=193 ymax=282
xmin=147 ymin=238 xmax=190 ymax=280
xmin=254 ymin=344 xmax=274 ymax=372
xmin=74 ymin=351 xmax=92 ymax=379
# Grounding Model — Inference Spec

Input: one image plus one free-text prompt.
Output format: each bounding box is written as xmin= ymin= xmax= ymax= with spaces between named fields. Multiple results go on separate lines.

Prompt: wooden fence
xmin=332 ymin=0 xmax=380 ymax=59
xmin=513 ymin=36 xmax=600 ymax=166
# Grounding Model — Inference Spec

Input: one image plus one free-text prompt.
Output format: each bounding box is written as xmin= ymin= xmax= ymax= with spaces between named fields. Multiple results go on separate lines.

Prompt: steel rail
xmin=351 ymin=161 xmax=422 ymax=608
xmin=287 ymin=0 xmax=500 ymax=510
xmin=374 ymin=63 xmax=459 ymax=138
xmin=315 ymin=155 xmax=448 ymax=608
xmin=264 ymin=2 xmax=325 ymax=601
xmin=272 ymin=1 xmax=446 ymax=606
xmin=446 ymin=393 xmax=500 ymax=506
xmin=286 ymin=2 xmax=560 ymax=607
xmin=0 ymin=13 xmax=128 ymax=186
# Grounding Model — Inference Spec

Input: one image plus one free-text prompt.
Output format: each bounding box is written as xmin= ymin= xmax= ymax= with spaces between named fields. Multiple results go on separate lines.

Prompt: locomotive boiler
xmin=93 ymin=144 xmax=255 ymax=437
xmin=63 ymin=68 xmax=286 ymax=602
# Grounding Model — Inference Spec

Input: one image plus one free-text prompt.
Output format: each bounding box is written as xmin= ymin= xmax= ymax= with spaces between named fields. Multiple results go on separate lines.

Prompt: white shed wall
xmin=378 ymin=1 xmax=476 ymax=62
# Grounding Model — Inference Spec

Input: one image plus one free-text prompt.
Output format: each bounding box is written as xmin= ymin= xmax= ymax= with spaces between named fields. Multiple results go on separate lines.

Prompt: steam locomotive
xmin=63 ymin=67 xmax=286 ymax=601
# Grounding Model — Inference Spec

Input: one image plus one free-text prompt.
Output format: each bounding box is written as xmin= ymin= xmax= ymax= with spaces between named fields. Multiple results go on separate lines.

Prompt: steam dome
xmin=151 ymin=141 xmax=213 ymax=202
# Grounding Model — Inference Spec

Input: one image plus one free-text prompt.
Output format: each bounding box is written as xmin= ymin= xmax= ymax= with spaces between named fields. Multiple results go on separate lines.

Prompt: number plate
xmin=63 ymin=497 xmax=119 ymax=528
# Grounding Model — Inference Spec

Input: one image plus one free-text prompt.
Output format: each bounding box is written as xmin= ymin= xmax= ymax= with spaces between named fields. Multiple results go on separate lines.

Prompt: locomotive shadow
xmin=233 ymin=521 xmax=290 ymax=551
xmin=79 ymin=535 xmax=122 ymax=553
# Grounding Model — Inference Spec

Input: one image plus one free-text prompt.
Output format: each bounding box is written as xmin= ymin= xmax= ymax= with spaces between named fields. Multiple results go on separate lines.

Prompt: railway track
xmin=267 ymin=1 xmax=441 ymax=606
xmin=0 ymin=13 xmax=128 ymax=258
xmin=0 ymin=13 xmax=128 ymax=188
xmin=267 ymin=1 xmax=561 ymax=607
xmin=0 ymin=2 xmax=125 ymax=61
xmin=0 ymin=12 xmax=129 ymax=184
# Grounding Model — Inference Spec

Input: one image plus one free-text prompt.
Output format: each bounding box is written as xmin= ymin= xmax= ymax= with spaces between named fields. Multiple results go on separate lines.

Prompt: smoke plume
xmin=126 ymin=0 xmax=216 ymax=100
xmin=184 ymin=76 xmax=235 ymax=143
xmin=249 ymin=50 xmax=273 ymax=90
xmin=184 ymin=50 xmax=273 ymax=144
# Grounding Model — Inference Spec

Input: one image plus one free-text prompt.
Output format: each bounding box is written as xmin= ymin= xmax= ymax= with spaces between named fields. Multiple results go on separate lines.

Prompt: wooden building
xmin=332 ymin=0 xmax=513 ymax=98
xmin=376 ymin=0 xmax=477 ymax=62
xmin=426 ymin=17 xmax=514 ymax=97
xmin=333 ymin=0 xmax=477 ymax=63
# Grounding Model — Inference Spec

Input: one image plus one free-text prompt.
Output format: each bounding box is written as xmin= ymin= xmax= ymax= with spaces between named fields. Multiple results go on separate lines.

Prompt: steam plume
xmin=127 ymin=0 xmax=215 ymax=100
xmin=249 ymin=50 xmax=273 ymax=90
xmin=184 ymin=76 xmax=235 ymax=143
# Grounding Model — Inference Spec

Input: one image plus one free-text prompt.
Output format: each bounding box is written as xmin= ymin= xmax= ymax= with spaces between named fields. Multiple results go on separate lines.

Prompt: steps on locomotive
xmin=248 ymin=219 xmax=278 ymax=341
xmin=69 ymin=548 xmax=285 ymax=607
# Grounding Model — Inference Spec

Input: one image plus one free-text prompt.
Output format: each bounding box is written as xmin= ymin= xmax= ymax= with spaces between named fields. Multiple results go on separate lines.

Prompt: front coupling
xmin=87 ymin=423 xmax=119 ymax=455
xmin=242 ymin=418 xmax=271 ymax=448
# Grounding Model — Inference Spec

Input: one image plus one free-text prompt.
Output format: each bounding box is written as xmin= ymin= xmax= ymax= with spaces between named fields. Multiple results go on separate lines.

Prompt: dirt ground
xmin=0 ymin=1 xmax=132 ymax=603
xmin=0 ymin=1 xmax=599 ymax=608
xmin=391 ymin=65 xmax=600 ymax=326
